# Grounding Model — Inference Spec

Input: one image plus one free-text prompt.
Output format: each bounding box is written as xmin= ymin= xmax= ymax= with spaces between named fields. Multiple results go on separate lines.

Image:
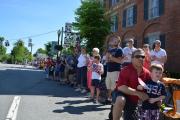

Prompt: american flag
xmin=92 ymin=63 xmax=100 ymax=73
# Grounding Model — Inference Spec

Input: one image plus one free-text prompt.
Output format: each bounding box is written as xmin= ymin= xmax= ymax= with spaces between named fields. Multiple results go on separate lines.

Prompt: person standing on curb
xmin=105 ymin=34 xmax=123 ymax=102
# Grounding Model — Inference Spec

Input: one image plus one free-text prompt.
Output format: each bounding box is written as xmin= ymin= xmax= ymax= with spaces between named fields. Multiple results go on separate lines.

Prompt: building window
xmin=144 ymin=0 xmax=164 ymax=20
xmin=144 ymin=32 xmax=160 ymax=49
xmin=99 ymin=0 xmax=104 ymax=7
xmin=111 ymin=15 xmax=118 ymax=32
xmin=122 ymin=5 xmax=137 ymax=28
xmin=148 ymin=34 xmax=160 ymax=48
xmin=109 ymin=0 xmax=120 ymax=8
xmin=144 ymin=33 xmax=166 ymax=49
xmin=149 ymin=0 xmax=159 ymax=19
xmin=126 ymin=6 xmax=134 ymax=27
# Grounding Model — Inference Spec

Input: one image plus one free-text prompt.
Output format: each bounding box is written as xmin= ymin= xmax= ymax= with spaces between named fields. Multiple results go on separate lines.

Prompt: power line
xmin=8 ymin=30 xmax=58 ymax=41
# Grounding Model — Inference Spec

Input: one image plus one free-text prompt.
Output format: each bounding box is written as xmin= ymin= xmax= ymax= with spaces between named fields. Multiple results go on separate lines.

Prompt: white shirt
xmin=92 ymin=63 xmax=103 ymax=80
xmin=77 ymin=54 xmax=88 ymax=68
xmin=102 ymin=55 xmax=107 ymax=65
xmin=150 ymin=48 xmax=167 ymax=65
xmin=123 ymin=47 xmax=137 ymax=63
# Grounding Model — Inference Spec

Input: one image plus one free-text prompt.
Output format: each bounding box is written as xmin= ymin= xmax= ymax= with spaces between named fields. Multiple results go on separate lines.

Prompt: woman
xmin=75 ymin=47 xmax=89 ymax=93
xmin=143 ymin=44 xmax=151 ymax=70
xmin=87 ymin=48 xmax=100 ymax=92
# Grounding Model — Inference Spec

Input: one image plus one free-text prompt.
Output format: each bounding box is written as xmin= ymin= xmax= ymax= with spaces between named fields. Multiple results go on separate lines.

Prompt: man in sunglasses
xmin=112 ymin=49 xmax=151 ymax=120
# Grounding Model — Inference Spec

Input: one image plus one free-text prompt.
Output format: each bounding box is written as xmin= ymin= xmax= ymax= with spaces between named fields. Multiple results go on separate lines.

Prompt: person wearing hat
xmin=122 ymin=38 xmax=137 ymax=67
xmin=150 ymin=40 xmax=167 ymax=66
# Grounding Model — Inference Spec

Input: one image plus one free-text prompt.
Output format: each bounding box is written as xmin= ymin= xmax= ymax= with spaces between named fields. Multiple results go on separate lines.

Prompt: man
xmin=122 ymin=38 xmax=137 ymax=67
xmin=113 ymin=49 xmax=151 ymax=120
xmin=150 ymin=40 xmax=167 ymax=66
xmin=106 ymin=34 xmax=123 ymax=102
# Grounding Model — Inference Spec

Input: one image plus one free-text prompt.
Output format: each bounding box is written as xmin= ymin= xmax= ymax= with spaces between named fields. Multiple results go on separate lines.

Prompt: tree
xmin=36 ymin=48 xmax=47 ymax=54
xmin=11 ymin=39 xmax=32 ymax=63
xmin=44 ymin=42 xmax=52 ymax=56
xmin=73 ymin=0 xmax=110 ymax=52
xmin=0 ymin=36 xmax=7 ymax=62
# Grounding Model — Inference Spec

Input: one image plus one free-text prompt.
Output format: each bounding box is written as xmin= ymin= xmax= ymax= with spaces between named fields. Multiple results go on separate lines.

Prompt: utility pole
xmin=57 ymin=30 xmax=61 ymax=60
xmin=60 ymin=27 xmax=64 ymax=57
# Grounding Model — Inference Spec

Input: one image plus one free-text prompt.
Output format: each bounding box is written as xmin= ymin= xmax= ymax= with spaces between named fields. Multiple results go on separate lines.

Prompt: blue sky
xmin=0 ymin=0 xmax=81 ymax=54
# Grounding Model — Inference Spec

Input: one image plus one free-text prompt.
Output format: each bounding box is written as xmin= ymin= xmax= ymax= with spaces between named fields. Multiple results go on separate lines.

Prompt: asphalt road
xmin=0 ymin=64 xmax=111 ymax=120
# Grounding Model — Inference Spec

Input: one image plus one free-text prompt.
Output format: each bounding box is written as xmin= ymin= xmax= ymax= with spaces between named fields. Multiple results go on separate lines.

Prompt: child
xmin=90 ymin=55 xmax=104 ymax=103
xmin=137 ymin=64 xmax=166 ymax=120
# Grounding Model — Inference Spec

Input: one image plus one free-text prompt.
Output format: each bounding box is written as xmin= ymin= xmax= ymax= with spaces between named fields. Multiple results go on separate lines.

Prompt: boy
xmin=90 ymin=55 xmax=104 ymax=103
xmin=137 ymin=64 xmax=166 ymax=120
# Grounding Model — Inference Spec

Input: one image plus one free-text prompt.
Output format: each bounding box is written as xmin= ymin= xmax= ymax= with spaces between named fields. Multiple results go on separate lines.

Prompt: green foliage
xmin=11 ymin=39 xmax=32 ymax=63
xmin=44 ymin=42 xmax=52 ymax=56
xmin=0 ymin=36 xmax=7 ymax=62
xmin=0 ymin=45 xmax=6 ymax=56
xmin=62 ymin=46 xmax=73 ymax=55
xmin=36 ymin=48 xmax=46 ymax=54
xmin=73 ymin=0 xmax=110 ymax=52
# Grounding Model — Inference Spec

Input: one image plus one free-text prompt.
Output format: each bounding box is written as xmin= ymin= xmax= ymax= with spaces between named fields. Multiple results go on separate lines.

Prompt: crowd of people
xmin=43 ymin=33 xmax=169 ymax=120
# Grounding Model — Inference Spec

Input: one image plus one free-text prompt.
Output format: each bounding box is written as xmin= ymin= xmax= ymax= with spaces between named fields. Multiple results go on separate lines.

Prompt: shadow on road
xmin=0 ymin=69 xmax=81 ymax=98
xmin=53 ymin=104 xmax=109 ymax=115
xmin=55 ymin=99 xmax=92 ymax=105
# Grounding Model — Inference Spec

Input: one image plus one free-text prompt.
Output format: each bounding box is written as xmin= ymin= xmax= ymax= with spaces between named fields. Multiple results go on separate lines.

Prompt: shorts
xmin=112 ymin=90 xmax=138 ymax=120
xmin=91 ymin=79 xmax=101 ymax=88
xmin=105 ymin=71 xmax=119 ymax=90
xmin=139 ymin=109 xmax=160 ymax=120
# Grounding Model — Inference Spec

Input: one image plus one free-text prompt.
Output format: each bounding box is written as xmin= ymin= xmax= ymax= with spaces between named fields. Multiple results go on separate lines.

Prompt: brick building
xmin=102 ymin=0 xmax=180 ymax=72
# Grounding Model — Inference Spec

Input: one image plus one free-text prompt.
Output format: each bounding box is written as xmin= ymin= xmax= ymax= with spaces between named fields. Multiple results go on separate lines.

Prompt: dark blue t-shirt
xmin=107 ymin=47 xmax=123 ymax=72
xmin=142 ymin=80 xmax=166 ymax=110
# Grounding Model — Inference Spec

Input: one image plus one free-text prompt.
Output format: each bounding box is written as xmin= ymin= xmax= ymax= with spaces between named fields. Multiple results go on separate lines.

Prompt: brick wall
xmin=104 ymin=0 xmax=180 ymax=72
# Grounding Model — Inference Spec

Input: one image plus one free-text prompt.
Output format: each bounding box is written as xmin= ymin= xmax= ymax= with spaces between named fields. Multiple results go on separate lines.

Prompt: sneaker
xmin=88 ymin=97 xmax=94 ymax=101
xmin=81 ymin=89 xmax=87 ymax=93
xmin=94 ymin=100 xmax=101 ymax=105
xmin=75 ymin=88 xmax=81 ymax=91
xmin=95 ymin=100 xmax=101 ymax=104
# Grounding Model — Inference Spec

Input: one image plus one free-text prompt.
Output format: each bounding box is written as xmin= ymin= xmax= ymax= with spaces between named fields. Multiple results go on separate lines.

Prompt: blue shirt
xmin=142 ymin=80 xmax=166 ymax=110
xmin=107 ymin=47 xmax=123 ymax=72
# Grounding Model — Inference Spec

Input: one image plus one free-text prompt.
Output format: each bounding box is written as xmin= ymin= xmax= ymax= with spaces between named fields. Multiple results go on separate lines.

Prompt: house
xmin=102 ymin=0 xmax=180 ymax=72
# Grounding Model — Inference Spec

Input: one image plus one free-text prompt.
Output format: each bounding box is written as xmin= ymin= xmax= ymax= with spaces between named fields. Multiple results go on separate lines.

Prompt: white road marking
xmin=6 ymin=96 xmax=21 ymax=120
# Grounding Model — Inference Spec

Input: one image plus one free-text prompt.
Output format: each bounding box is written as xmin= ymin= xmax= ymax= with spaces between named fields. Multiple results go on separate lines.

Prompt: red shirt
xmin=143 ymin=53 xmax=151 ymax=70
xmin=116 ymin=64 xmax=151 ymax=104
xmin=45 ymin=59 xmax=52 ymax=67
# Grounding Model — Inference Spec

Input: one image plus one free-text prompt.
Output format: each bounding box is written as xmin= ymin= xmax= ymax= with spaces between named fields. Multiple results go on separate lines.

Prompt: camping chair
xmin=161 ymin=77 xmax=180 ymax=119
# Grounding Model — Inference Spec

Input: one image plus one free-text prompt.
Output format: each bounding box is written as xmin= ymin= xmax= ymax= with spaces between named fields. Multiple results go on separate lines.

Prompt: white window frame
xmin=126 ymin=6 xmax=134 ymax=27
xmin=148 ymin=0 xmax=159 ymax=19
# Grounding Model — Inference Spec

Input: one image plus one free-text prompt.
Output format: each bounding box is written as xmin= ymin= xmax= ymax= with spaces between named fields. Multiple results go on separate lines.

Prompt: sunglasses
xmin=134 ymin=55 xmax=145 ymax=59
